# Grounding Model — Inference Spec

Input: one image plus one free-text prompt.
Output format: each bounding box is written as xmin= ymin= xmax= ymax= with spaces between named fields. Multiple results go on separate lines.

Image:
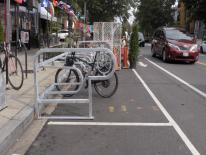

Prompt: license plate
xmin=183 ymin=53 xmax=189 ymax=57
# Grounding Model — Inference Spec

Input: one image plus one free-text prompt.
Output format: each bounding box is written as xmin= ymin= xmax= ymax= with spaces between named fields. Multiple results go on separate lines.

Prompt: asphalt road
xmin=25 ymin=45 xmax=206 ymax=155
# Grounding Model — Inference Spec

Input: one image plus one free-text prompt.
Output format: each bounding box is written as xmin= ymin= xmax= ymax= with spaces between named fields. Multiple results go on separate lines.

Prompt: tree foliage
xmin=76 ymin=0 xmax=133 ymax=23
xmin=0 ymin=22 xmax=3 ymax=43
xmin=129 ymin=23 xmax=139 ymax=68
xmin=136 ymin=0 xmax=175 ymax=35
xmin=181 ymin=0 xmax=206 ymax=24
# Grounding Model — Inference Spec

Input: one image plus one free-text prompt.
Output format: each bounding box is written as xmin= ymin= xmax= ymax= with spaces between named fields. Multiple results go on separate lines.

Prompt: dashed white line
xmin=138 ymin=61 xmax=148 ymax=67
xmin=132 ymin=69 xmax=200 ymax=155
xmin=145 ymin=58 xmax=206 ymax=99
xmin=48 ymin=122 xmax=172 ymax=127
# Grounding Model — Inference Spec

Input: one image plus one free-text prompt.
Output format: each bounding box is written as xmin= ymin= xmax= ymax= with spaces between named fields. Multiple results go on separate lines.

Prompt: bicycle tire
xmin=55 ymin=68 xmax=80 ymax=97
xmin=7 ymin=55 xmax=24 ymax=90
xmin=94 ymin=72 xmax=118 ymax=98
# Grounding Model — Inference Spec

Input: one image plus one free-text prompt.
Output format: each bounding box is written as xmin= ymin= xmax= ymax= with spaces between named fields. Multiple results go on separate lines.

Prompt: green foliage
xmin=136 ymin=0 xmax=175 ymax=36
xmin=129 ymin=24 xmax=139 ymax=69
xmin=0 ymin=22 xmax=3 ymax=43
xmin=76 ymin=0 xmax=133 ymax=23
xmin=181 ymin=0 xmax=206 ymax=24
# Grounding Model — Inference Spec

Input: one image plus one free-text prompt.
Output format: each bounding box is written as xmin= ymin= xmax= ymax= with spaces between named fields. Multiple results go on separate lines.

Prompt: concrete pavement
xmin=0 ymin=43 xmax=65 ymax=155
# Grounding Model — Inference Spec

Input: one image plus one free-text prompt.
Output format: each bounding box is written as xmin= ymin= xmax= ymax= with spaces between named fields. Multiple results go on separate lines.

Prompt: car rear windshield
xmin=165 ymin=29 xmax=192 ymax=40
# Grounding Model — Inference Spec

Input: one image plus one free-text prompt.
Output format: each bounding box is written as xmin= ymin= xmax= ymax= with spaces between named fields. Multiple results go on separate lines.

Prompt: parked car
xmin=151 ymin=27 xmax=199 ymax=63
xmin=199 ymin=37 xmax=206 ymax=53
xmin=138 ymin=32 xmax=145 ymax=47
xmin=52 ymin=30 xmax=69 ymax=41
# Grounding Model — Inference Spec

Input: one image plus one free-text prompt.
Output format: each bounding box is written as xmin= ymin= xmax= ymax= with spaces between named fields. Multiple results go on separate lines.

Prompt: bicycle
xmin=55 ymin=51 xmax=118 ymax=98
xmin=0 ymin=42 xmax=24 ymax=90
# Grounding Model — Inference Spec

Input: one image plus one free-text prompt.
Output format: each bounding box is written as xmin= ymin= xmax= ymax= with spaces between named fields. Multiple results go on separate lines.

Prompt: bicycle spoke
xmin=7 ymin=55 xmax=24 ymax=90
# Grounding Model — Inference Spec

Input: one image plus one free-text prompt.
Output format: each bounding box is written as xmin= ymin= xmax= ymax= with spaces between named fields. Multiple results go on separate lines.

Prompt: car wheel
xmin=142 ymin=42 xmax=145 ymax=47
xmin=151 ymin=47 xmax=156 ymax=57
xmin=200 ymin=47 xmax=203 ymax=53
xmin=162 ymin=50 xmax=167 ymax=62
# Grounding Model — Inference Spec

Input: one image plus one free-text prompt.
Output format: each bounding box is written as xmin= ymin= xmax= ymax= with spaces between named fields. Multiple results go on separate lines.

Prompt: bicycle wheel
xmin=7 ymin=55 xmax=24 ymax=90
xmin=94 ymin=72 xmax=118 ymax=98
xmin=96 ymin=52 xmax=114 ymax=75
xmin=55 ymin=68 xmax=80 ymax=97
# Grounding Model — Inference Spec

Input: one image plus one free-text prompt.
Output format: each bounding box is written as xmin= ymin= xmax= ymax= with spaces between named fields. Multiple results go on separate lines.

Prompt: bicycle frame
xmin=0 ymin=42 xmax=9 ymax=84
xmin=34 ymin=48 xmax=116 ymax=119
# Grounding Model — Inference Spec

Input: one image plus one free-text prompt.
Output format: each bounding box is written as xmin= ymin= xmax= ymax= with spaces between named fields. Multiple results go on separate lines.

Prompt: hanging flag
xmin=57 ymin=1 xmax=76 ymax=16
xmin=84 ymin=24 xmax=87 ymax=33
xmin=49 ymin=1 xmax=55 ymax=16
xmin=53 ymin=0 xmax=58 ymax=7
xmin=14 ymin=0 xmax=23 ymax=4
xmin=90 ymin=25 xmax=93 ymax=33
xmin=41 ymin=0 xmax=49 ymax=8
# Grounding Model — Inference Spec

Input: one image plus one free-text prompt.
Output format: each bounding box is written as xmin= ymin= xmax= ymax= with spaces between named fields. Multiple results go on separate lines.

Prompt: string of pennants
xmin=41 ymin=0 xmax=93 ymax=33
xmin=74 ymin=21 xmax=93 ymax=33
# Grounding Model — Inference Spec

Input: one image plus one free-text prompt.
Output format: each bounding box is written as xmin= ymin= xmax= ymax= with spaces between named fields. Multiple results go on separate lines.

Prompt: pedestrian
xmin=121 ymin=36 xmax=127 ymax=47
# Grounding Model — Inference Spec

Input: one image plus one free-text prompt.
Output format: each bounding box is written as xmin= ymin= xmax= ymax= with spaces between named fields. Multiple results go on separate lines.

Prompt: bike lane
xmin=25 ymin=70 xmax=192 ymax=155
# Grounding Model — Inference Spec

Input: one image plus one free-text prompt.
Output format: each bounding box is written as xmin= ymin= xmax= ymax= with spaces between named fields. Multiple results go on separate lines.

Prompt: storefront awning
xmin=38 ymin=4 xmax=57 ymax=22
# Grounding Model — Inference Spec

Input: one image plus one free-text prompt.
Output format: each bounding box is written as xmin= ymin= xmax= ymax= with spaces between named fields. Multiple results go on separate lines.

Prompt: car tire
xmin=142 ymin=42 xmax=145 ymax=47
xmin=151 ymin=47 xmax=156 ymax=57
xmin=200 ymin=47 xmax=203 ymax=53
xmin=162 ymin=50 xmax=168 ymax=62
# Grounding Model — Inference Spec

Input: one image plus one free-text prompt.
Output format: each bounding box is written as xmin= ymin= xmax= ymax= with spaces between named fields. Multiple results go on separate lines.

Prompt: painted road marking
xmin=145 ymin=58 xmax=206 ymax=99
xmin=132 ymin=69 xmax=200 ymax=155
xmin=138 ymin=61 xmax=148 ymax=67
xmin=121 ymin=105 xmax=127 ymax=112
xmin=137 ymin=106 xmax=143 ymax=110
xmin=48 ymin=122 xmax=172 ymax=127
xmin=108 ymin=106 xmax=115 ymax=112
xmin=197 ymin=61 xmax=206 ymax=66
xmin=199 ymin=54 xmax=205 ymax=57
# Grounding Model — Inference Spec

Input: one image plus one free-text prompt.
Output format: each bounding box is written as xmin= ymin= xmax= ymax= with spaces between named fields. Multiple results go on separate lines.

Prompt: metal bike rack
xmin=34 ymin=48 xmax=116 ymax=120
xmin=77 ymin=41 xmax=112 ymax=50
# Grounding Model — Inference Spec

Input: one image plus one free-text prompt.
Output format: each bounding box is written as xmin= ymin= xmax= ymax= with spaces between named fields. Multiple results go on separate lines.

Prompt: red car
xmin=151 ymin=27 xmax=199 ymax=63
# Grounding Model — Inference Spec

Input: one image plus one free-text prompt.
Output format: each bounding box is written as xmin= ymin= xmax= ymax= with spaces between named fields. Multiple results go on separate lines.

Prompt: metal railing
xmin=34 ymin=48 xmax=116 ymax=119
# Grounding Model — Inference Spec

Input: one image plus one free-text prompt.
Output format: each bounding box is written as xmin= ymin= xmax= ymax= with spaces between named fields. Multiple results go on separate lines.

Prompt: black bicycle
xmin=0 ymin=42 xmax=24 ymax=90
xmin=55 ymin=51 xmax=118 ymax=98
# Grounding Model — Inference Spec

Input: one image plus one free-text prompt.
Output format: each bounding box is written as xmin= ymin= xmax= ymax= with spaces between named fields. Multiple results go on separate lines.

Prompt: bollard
xmin=113 ymin=47 xmax=120 ymax=70
xmin=121 ymin=47 xmax=129 ymax=69
xmin=123 ymin=47 xmax=129 ymax=69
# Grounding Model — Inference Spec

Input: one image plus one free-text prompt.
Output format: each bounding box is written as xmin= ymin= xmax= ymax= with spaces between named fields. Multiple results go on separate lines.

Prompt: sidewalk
xmin=0 ymin=43 xmax=64 ymax=155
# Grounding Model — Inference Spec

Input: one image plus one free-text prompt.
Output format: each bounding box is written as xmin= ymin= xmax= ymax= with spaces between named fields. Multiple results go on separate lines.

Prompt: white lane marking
xmin=199 ymin=54 xmax=205 ymax=57
xmin=145 ymin=58 xmax=206 ymax=99
xmin=146 ymin=43 xmax=151 ymax=47
xmin=197 ymin=61 xmax=206 ymax=66
xmin=138 ymin=61 xmax=148 ymax=67
xmin=132 ymin=69 xmax=200 ymax=155
xmin=48 ymin=122 xmax=172 ymax=127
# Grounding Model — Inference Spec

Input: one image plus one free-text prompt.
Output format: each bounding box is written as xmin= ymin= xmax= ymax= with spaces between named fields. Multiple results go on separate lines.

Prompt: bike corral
xmin=34 ymin=48 xmax=116 ymax=119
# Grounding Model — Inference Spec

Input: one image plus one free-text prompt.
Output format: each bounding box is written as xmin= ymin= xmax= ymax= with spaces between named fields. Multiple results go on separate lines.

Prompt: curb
xmin=0 ymin=105 xmax=34 ymax=155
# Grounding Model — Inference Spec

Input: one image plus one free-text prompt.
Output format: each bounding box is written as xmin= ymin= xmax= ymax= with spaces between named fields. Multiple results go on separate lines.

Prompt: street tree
xmin=0 ymin=22 xmax=3 ymax=43
xmin=181 ymin=0 xmax=206 ymax=24
xmin=129 ymin=23 xmax=139 ymax=68
xmin=135 ymin=0 xmax=175 ymax=36
xmin=76 ymin=0 xmax=133 ymax=23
